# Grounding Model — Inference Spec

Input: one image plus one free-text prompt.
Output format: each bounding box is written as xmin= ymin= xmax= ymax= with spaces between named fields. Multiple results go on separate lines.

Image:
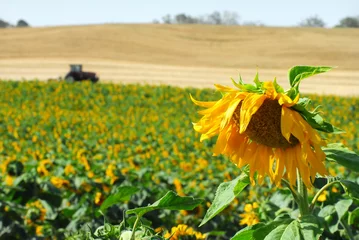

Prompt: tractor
xmin=65 ymin=64 xmax=99 ymax=83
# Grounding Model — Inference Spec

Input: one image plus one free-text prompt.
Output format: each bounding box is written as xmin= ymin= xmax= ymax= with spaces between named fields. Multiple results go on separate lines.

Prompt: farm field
xmin=1 ymin=24 xmax=359 ymax=239
xmin=0 ymin=24 xmax=359 ymax=96
xmin=0 ymin=80 xmax=358 ymax=239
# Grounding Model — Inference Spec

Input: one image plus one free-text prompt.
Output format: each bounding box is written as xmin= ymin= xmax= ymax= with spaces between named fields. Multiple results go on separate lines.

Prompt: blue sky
xmin=1 ymin=0 xmax=358 ymax=27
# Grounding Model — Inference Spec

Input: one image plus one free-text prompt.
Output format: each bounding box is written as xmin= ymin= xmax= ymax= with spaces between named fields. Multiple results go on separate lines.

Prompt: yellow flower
xmin=191 ymin=78 xmax=328 ymax=187
xmin=173 ymin=178 xmax=184 ymax=196
xmin=64 ymin=164 xmax=76 ymax=175
xmin=35 ymin=225 xmax=43 ymax=236
xmin=164 ymin=224 xmax=206 ymax=240
xmin=5 ymin=175 xmax=15 ymax=186
xmin=317 ymin=190 xmax=328 ymax=202
xmin=25 ymin=200 xmax=46 ymax=225
xmin=332 ymin=186 xmax=339 ymax=193
xmin=50 ymin=176 xmax=70 ymax=189
xmin=37 ymin=159 xmax=52 ymax=176
xmin=239 ymin=203 xmax=260 ymax=226
xmin=94 ymin=192 xmax=103 ymax=205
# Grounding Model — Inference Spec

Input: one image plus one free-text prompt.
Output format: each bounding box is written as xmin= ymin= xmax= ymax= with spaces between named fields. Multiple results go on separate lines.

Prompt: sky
xmin=1 ymin=0 xmax=358 ymax=28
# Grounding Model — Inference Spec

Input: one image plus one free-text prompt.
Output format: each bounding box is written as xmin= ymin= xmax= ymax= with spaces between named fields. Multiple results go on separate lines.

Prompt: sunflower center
xmin=233 ymin=99 xmax=299 ymax=148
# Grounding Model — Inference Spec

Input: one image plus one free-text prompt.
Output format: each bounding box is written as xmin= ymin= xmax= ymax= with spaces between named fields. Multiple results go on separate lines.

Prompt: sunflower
xmin=191 ymin=69 xmax=334 ymax=187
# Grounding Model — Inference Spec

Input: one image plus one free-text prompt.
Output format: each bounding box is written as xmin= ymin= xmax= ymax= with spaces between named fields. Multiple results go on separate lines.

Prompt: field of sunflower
xmin=0 ymin=75 xmax=358 ymax=239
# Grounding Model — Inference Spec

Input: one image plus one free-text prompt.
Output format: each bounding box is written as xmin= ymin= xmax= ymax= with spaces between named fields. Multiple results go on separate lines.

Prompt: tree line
xmin=1 ymin=12 xmax=358 ymax=28
xmin=0 ymin=19 xmax=30 ymax=28
xmin=153 ymin=11 xmax=359 ymax=28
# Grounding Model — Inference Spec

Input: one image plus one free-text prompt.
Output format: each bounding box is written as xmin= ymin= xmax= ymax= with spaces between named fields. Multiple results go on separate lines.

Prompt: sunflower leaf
xmin=251 ymin=219 xmax=294 ymax=240
xmin=126 ymin=191 xmax=203 ymax=217
xmin=298 ymin=215 xmax=323 ymax=240
xmin=199 ymin=172 xmax=249 ymax=227
xmin=230 ymin=223 xmax=265 ymax=240
xmin=348 ymin=207 xmax=359 ymax=225
xmin=97 ymin=186 xmax=139 ymax=217
xmin=288 ymin=66 xmax=333 ymax=88
xmin=292 ymin=104 xmax=344 ymax=134
xmin=339 ymin=180 xmax=359 ymax=201
xmin=335 ymin=199 xmax=353 ymax=220
xmin=323 ymin=143 xmax=359 ymax=172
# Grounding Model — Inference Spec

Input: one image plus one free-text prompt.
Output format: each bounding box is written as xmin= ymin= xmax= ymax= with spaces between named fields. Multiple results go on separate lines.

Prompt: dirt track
xmin=1 ymin=58 xmax=358 ymax=96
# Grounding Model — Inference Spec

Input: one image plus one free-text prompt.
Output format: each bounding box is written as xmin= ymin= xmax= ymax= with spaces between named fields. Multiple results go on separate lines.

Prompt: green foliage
xmin=324 ymin=143 xmax=359 ymax=172
xmin=126 ymin=191 xmax=203 ymax=216
xmin=287 ymin=65 xmax=333 ymax=98
xmin=200 ymin=172 xmax=249 ymax=227
xmin=98 ymin=186 xmax=139 ymax=217
xmin=0 ymin=80 xmax=358 ymax=239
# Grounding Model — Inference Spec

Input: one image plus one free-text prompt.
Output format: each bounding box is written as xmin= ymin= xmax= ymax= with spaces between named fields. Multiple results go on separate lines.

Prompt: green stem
xmin=340 ymin=219 xmax=354 ymax=240
xmin=296 ymin=172 xmax=309 ymax=216
xmin=309 ymin=180 xmax=340 ymax=211
xmin=130 ymin=215 xmax=141 ymax=240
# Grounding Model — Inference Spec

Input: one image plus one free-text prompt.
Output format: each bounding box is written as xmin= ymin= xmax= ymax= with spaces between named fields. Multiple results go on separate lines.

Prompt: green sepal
xmin=273 ymin=77 xmax=284 ymax=93
xmin=253 ymin=71 xmax=263 ymax=89
xmin=231 ymin=75 xmax=264 ymax=93
xmin=292 ymin=98 xmax=344 ymax=134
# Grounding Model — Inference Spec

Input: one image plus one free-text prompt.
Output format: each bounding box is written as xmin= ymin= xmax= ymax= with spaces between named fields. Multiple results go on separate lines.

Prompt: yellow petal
xmin=239 ymin=94 xmax=267 ymax=133
xmin=281 ymin=107 xmax=294 ymax=142
xmin=214 ymin=84 xmax=237 ymax=92
xmin=278 ymin=93 xmax=299 ymax=107
xmin=220 ymin=98 xmax=242 ymax=130
xmin=190 ymin=94 xmax=217 ymax=108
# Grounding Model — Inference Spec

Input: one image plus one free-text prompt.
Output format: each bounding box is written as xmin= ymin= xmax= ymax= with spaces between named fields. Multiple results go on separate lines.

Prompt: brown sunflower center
xmin=233 ymin=99 xmax=299 ymax=148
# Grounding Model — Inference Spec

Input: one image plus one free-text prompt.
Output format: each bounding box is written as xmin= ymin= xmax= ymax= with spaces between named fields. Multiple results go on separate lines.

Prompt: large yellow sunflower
xmin=191 ymin=70 xmax=333 ymax=188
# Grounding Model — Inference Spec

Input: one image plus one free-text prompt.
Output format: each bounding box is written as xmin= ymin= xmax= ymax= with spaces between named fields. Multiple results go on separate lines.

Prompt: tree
xmin=335 ymin=16 xmax=359 ymax=28
xmin=162 ymin=14 xmax=173 ymax=24
xmin=206 ymin=11 xmax=222 ymax=25
xmin=222 ymin=11 xmax=240 ymax=25
xmin=0 ymin=19 xmax=10 ymax=28
xmin=299 ymin=15 xmax=326 ymax=27
xmin=16 ymin=19 xmax=30 ymax=27
xmin=174 ymin=13 xmax=198 ymax=24
xmin=242 ymin=21 xmax=265 ymax=27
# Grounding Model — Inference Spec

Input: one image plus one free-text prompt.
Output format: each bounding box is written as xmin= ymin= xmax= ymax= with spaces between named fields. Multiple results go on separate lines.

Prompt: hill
xmin=0 ymin=24 xmax=358 ymax=95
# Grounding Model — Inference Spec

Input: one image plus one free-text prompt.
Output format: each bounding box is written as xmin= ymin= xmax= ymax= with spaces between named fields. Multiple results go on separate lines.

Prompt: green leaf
xmin=263 ymin=223 xmax=289 ymax=240
xmin=348 ymin=207 xmax=359 ymax=225
xmin=252 ymin=219 xmax=293 ymax=240
xmin=98 ymin=186 xmax=139 ymax=216
xmin=299 ymin=215 xmax=323 ymax=240
xmin=292 ymin=104 xmax=343 ymax=134
xmin=323 ymin=143 xmax=359 ymax=172
xmin=199 ymin=172 xmax=249 ymax=227
xmin=340 ymin=180 xmax=359 ymax=200
xmin=318 ymin=205 xmax=335 ymax=218
xmin=231 ymin=223 xmax=265 ymax=240
xmin=288 ymin=66 xmax=333 ymax=88
xmin=280 ymin=220 xmax=301 ymax=240
xmin=126 ymin=191 xmax=203 ymax=217
xmin=335 ymin=199 xmax=353 ymax=220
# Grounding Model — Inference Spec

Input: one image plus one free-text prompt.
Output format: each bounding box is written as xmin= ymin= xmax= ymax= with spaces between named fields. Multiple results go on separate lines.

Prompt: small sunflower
xmin=191 ymin=67 xmax=337 ymax=187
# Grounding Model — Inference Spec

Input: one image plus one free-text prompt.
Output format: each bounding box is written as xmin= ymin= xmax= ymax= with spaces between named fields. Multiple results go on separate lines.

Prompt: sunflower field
xmin=0 ymin=72 xmax=358 ymax=239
